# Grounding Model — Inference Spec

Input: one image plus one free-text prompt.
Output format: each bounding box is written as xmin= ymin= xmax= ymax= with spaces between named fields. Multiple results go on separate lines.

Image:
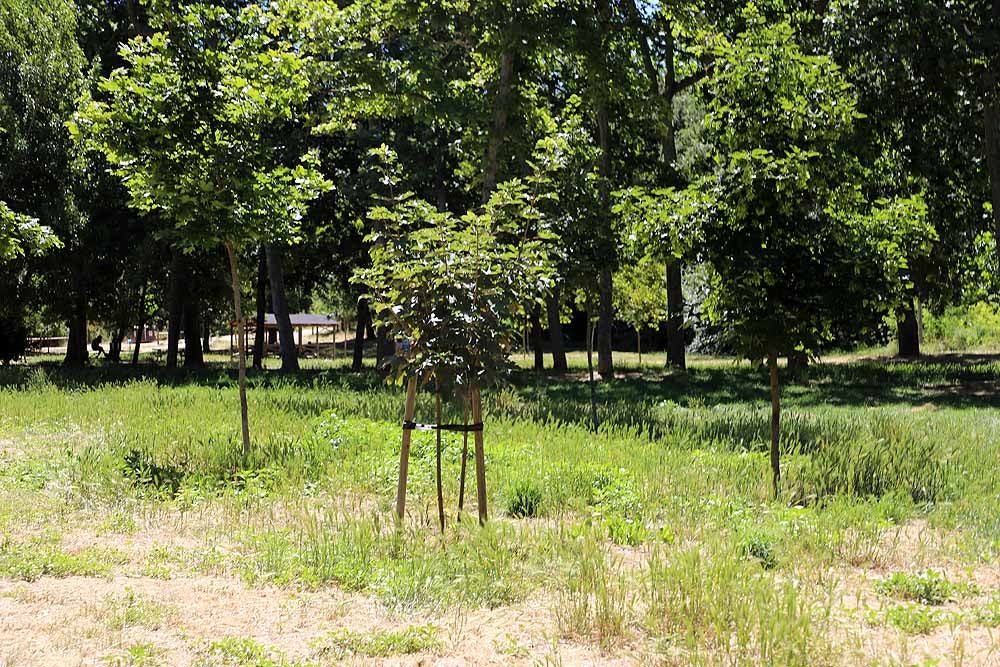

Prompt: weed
xmin=740 ymin=531 xmax=780 ymax=569
xmin=504 ymin=479 xmax=543 ymax=518
xmin=100 ymin=587 xmax=171 ymax=631
xmin=0 ymin=537 xmax=125 ymax=581
xmin=103 ymin=642 xmax=163 ymax=666
xmin=195 ymin=637 xmax=316 ymax=667
xmin=875 ymin=570 xmax=975 ymax=605
xmin=313 ymin=624 xmax=441 ymax=658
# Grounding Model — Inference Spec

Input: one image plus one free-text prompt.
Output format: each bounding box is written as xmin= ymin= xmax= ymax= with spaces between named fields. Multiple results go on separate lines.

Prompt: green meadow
xmin=1 ymin=353 xmax=998 ymax=665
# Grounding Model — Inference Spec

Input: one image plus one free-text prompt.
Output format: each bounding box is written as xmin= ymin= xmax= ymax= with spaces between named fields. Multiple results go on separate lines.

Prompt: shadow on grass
xmin=1 ymin=353 xmax=996 ymax=440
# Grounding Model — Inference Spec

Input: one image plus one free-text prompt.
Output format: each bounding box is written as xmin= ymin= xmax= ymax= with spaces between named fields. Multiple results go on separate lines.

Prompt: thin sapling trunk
xmin=586 ymin=312 xmax=600 ymax=432
xmin=768 ymin=351 xmax=781 ymax=499
xmin=225 ymin=241 xmax=251 ymax=458
xmin=435 ymin=390 xmax=445 ymax=533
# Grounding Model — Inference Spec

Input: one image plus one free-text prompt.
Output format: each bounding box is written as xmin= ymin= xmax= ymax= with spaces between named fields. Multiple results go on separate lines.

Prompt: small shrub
xmin=740 ymin=532 xmax=779 ymax=570
xmin=504 ymin=479 xmax=543 ymax=518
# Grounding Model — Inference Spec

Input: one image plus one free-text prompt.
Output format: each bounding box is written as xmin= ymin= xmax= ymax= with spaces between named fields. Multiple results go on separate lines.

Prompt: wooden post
xmin=471 ymin=384 xmax=487 ymax=524
xmin=435 ymin=391 xmax=445 ymax=533
xmin=457 ymin=391 xmax=470 ymax=520
xmin=395 ymin=375 xmax=419 ymax=521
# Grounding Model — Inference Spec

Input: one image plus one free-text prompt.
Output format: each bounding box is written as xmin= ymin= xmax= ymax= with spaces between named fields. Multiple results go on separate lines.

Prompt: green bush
xmin=923 ymin=302 xmax=1000 ymax=351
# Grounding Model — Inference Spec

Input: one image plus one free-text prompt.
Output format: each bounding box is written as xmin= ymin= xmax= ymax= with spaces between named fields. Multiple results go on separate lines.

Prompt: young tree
xmin=625 ymin=17 xmax=932 ymax=497
xmin=356 ymin=148 xmax=554 ymax=526
xmin=613 ymin=255 xmax=668 ymax=366
xmin=73 ymin=2 xmax=330 ymax=456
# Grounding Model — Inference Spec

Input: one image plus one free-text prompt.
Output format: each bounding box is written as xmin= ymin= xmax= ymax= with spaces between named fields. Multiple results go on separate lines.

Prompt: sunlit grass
xmin=1 ymin=353 xmax=998 ymax=663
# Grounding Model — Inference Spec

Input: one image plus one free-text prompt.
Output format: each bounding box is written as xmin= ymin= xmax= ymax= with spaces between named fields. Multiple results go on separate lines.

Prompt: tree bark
xmin=166 ymin=250 xmax=183 ymax=369
xmin=482 ymin=50 xmax=515 ymax=202
xmin=131 ymin=280 xmax=147 ymax=366
xmin=597 ymin=268 xmax=614 ymax=378
xmin=768 ymin=351 xmax=781 ymax=500
xmin=530 ymin=305 xmax=544 ymax=372
xmin=665 ymin=259 xmax=686 ymax=369
xmin=546 ymin=289 xmax=568 ymax=373
xmin=636 ymin=329 xmax=642 ymax=367
xmin=108 ymin=328 xmax=126 ymax=364
xmin=376 ymin=326 xmax=391 ymax=371
xmin=626 ymin=1 xmax=688 ymax=369
xmin=984 ymin=71 xmax=1000 ymax=271
xmin=224 ymin=241 xmax=251 ymax=458
xmin=202 ymin=319 xmax=211 ymax=354
xmin=252 ymin=246 xmax=267 ymax=370
xmin=183 ymin=296 xmax=204 ymax=367
xmin=352 ymin=298 xmax=368 ymax=372
xmin=897 ymin=297 xmax=920 ymax=358
xmin=63 ymin=297 xmax=88 ymax=366
xmin=586 ymin=307 xmax=600 ymax=433
xmin=265 ymin=244 xmax=299 ymax=372
xmin=593 ymin=17 xmax=615 ymax=378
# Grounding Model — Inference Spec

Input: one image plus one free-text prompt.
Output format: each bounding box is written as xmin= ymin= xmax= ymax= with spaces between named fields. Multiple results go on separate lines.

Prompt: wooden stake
xmin=395 ymin=375 xmax=419 ymax=521
xmin=435 ymin=391 xmax=445 ymax=533
xmin=457 ymin=391 xmax=470 ymax=520
xmin=471 ymin=384 xmax=487 ymax=524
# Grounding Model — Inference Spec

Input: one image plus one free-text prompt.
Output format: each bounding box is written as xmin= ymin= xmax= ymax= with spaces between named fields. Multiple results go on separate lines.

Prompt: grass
xmin=313 ymin=624 xmax=442 ymax=658
xmin=875 ymin=570 xmax=977 ymax=605
xmin=1 ymin=351 xmax=999 ymax=664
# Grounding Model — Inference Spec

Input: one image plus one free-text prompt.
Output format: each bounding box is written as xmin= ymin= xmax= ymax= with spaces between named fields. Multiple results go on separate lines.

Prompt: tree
xmin=626 ymin=17 xmax=932 ymax=497
xmin=356 ymin=147 xmax=554 ymax=526
xmin=613 ymin=255 xmax=668 ymax=366
xmin=74 ymin=2 xmax=330 ymax=456
xmin=0 ymin=0 xmax=86 ymax=364
xmin=0 ymin=203 xmax=60 ymax=262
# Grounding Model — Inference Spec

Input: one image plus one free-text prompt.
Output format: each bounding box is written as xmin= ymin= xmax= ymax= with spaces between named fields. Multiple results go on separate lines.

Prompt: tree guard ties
xmin=402 ymin=420 xmax=484 ymax=433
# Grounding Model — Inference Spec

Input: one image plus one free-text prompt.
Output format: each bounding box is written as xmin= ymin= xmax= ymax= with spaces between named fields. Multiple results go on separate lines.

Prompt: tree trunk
xmin=594 ymin=37 xmax=615 ymax=379
xmin=108 ymin=328 xmax=126 ymax=364
xmin=530 ymin=305 xmax=544 ymax=372
xmin=352 ymin=298 xmax=368 ymax=372
xmin=224 ymin=241 xmax=251 ymax=459
xmin=265 ymin=244 xmax=299 ymax=372
xmin=252 ymin=246 xmax=267 ymax=369
xmin=166 ymin=250 xmax=183 ymax=369
xmin=203 ymin=319 xmax=211 ymax=354
xmin=586 ymin=310 xmax=600 ymax=432
xmin=482 ymin=50 xmax=515 ymax=202
xmin=183 ymin=296 xmax=204 ymax=367
xmin=376 ymin=326 xmax=391 ymax=371
xmin=626 ymin=2 xmax=688 ymax=369
xmin=597 ymin=269 xmax=614 ymax=378
xmin=787 ymin=351 xmax=809 ymax=374
xmin=131 ymin=281 xmax=147 ymax=366
xmin=63 ymin=297 xmax=88 ymax=366
xmin=984 ymin=75 xmax=1000 ymax=271
xmin=546 ymin=289 xmax=568 ymax=373
xmin=897 ymin=297 xmax=920 ymax=358
xmin=768 ymin=351 xmax=781 ymax=499
xmin=665 ymin=259 xmax=686 ymax=369
xmin=636 ymin=329 xmax=642 ymax=367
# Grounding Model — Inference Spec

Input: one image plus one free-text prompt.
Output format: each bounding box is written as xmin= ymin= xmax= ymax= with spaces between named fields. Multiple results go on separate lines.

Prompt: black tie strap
xmin=402 ymin=421 xmax=483 ymax=433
